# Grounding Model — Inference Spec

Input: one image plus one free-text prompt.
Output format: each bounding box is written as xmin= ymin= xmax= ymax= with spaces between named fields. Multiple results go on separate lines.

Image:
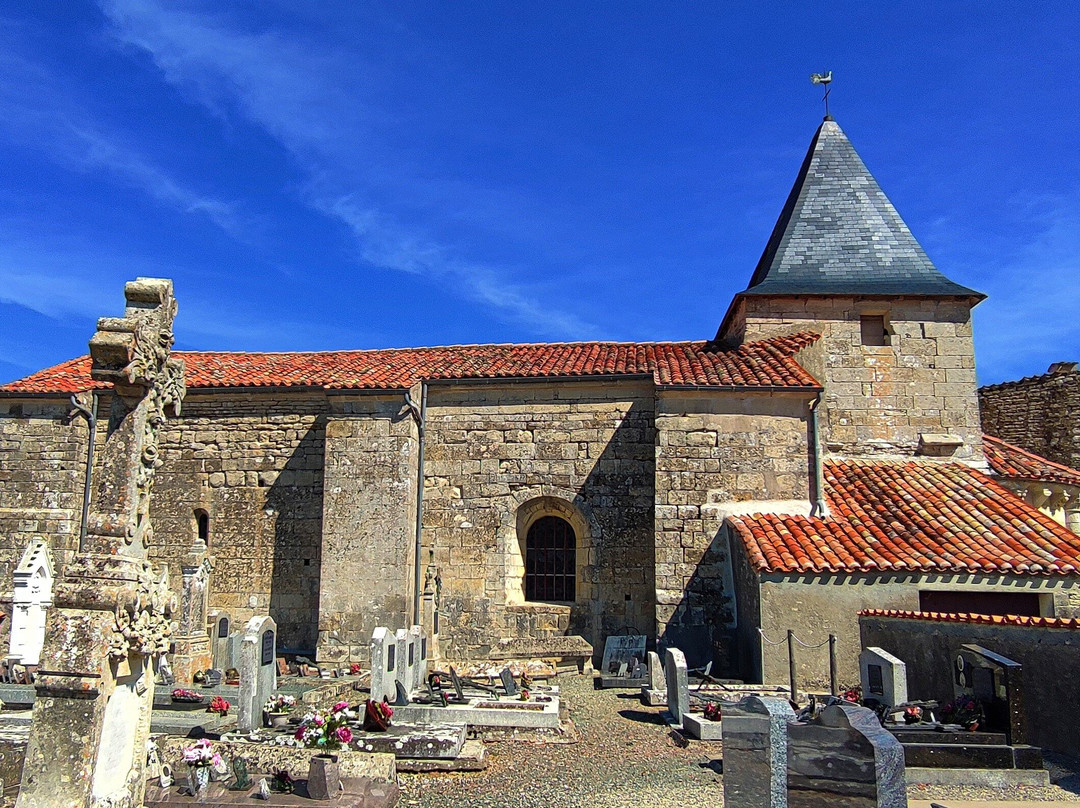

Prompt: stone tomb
xmin=664 ymin=647 xmax=689 ymax=725
xmin=237 ymin=616 xmax=277 ymax=733
xmin=787 ymin=702 xmax=907 ymax=808
xmin=370 ymin=627 xmax=396 ymax=702
xmin=599 ymin=634 xmax=647 ymax=688
xmin=860 ymin=647 xmax=908 ymax=708
xmin=7 ymin=538 xmax=54 ymax=667
xmin=208 ymin=611 xmax=232 ymax=670
xmin=722 ymin=695 xmax=795 ymax=808
xmin=954 ymin=644 xmax=1025 ymax=745
xmin=641 ymin=650 xmax=666 ymax=706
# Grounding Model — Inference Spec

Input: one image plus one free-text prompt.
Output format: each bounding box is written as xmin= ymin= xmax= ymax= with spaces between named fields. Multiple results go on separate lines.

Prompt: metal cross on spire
xmin=810 ymin=71 xmax=833 ymax=120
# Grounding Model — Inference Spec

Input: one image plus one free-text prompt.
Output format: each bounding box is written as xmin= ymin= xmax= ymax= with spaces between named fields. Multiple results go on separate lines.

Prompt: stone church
xmin=4 ymin=117 xmax=1080 ymax=683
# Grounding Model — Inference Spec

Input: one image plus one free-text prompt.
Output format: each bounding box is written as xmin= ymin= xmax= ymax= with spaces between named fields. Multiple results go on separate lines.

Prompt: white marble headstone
xmin=859 ymin=647 xmax=908 ymax=707
xmin=648 ymin=651 xmax=665 ymax=691
xmin=409 ymin=625 xmax=426 ymax=692
xmin=664 ymin=647 xmax=689 ymax=724
xmin=8 ymin=539 xmax=54 ymax=666
xmin=369 ymin=627 xmax=395 ymax=702
xmin=237 ymin=616 xmax=277 ymax=733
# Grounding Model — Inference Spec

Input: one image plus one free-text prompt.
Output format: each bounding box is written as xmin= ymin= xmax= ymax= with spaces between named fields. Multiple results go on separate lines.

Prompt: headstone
xmin=722 ymin=695 xmax=795 ymax=808
xmin=208 ymin=611 xmax=231 ymax=670
xmin=170 ymin=539 xmax=213 ymax=683
xmin=500 ymin=668 xmax=518 ymax=697
xmin=859 ymin=647 xmax=908 ymax=708
xmin=394 ymin=628 xmax=411 ymax=697
xmin=953 ymin=644 xmax=1025 ymax=745
xmin=225 ymin=630 xmax=243 ymax=670
xmin=369 ymin=627 xmax=395 ymax=702
xmin=237 ymin=616 xmax=277 ymax=733
xmin=7 ymin=539 xmax=54 ymax=667
xmin=409 ymin=625 xmax=426 ymax=692
xmin=449 ymin=666 xmax=465 ymax=701
xmin=648 ymin=651 xmax=665 ymax=691
xmin=787 ymin=702 xmax=907 ymax=807
xmin=16 ymin=278 xmax=183 ymax=808
xmin=203 ymin=669 xmax=223 ymax=687
xmin=601 ymin=634 xmax=647 ymax=678
xmin=664 ymin=647 xmax=689 ymax=725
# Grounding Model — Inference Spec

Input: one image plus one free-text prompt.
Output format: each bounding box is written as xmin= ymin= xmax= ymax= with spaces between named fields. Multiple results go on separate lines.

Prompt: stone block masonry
xmin=150 ymin=392 xmax=327 ymax=652
xmin=980 ymin=363 xmax=1080 ymax=471
xmin=422 ymin=381 xmax=657 ymax=661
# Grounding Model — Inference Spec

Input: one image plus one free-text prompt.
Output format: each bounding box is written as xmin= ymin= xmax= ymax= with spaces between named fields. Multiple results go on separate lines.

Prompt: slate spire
xmin=740 ymin=119 xmax=982 ymax=298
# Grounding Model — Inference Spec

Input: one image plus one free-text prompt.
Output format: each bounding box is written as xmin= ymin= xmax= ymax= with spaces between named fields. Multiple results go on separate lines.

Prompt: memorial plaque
xmin=867 ymin=664 xmax=884 ymax=696
xmin=388 ymin=645 xmax=396 ymax=672
xmin=260 ymin=630 xmax=274 ymax=666
xmin=218 ymin=617 xmax=229 ymax=638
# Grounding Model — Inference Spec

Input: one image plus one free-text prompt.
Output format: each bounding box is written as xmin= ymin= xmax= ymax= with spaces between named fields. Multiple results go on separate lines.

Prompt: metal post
xmin=829 ymin=634 xmax=838 ymax=695
xmin=787 ymin=629 xmax=798 ymax=703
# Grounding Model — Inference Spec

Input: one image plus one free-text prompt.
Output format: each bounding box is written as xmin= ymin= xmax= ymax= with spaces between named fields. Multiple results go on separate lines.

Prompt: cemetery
xmin=4 ymin=119 xmax=1080 ymax=807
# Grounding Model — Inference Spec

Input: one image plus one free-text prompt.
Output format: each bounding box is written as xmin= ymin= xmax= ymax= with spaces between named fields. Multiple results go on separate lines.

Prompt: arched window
xmin=524 ymin=516 xmax=576 ymax=602
xmin=195 ymin=509 xmax=210 ymax=545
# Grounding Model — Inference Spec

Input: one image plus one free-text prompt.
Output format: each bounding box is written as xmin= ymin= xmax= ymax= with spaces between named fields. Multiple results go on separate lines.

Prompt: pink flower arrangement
xmin=294 ymin=701 xmax=357 ymax=750
xmin=182 ymin=739 xmax=222 ymax=769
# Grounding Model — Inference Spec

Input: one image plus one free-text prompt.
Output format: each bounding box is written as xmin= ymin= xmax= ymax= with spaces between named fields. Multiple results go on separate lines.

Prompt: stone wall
xmin=727 ymin=295 xmax=983 ymax=462
xmin=979 ymin=364 xmax=1080 ymax=471
xmin=150 ymin=392 xmax=327 ymax=652
xmin=422 ymin=381 xmax=656 ymax=661
xmin=860 ymin=612 xmax=1080 ymax=755
xmin=0 ymin=396 xmax=89 ymax=587
xmin=748 ymin=569 xmax=1080 ymax=689
xmin=654 ymin=391 xmax=812 ymax=670
xmin=316 ymin=394 xmax=418 ymax=663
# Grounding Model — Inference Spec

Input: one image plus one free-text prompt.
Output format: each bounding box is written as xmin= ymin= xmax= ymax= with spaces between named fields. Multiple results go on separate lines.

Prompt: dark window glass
xmin=195 ymin=510 xmax=210 ymax=544
xmin=525 ymin=516 xmax=576 ymax=602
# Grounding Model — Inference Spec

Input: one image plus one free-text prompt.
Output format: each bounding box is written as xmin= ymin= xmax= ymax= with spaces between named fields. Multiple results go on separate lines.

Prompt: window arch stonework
xmin=506 ymin=496 xmax=593 ymax=606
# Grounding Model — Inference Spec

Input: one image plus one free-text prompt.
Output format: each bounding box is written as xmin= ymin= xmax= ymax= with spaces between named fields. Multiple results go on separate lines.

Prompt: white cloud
xmin=97 ymin=0 xmax=594 ymax=339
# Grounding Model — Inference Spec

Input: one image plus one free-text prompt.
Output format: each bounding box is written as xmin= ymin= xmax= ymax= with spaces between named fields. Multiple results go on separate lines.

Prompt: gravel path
xmin=399 ymin=675 xmax=1080 ymax=808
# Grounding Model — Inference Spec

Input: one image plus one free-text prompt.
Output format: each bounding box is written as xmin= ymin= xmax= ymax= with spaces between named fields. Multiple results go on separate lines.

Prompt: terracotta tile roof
xmin=730 ymin=460 xmax=1080 ymax=575
xmin=0 ymin=333 xmax=821 ymax=394
xmin=983 ymin=434 xmax=1080 ymax=488
xmin=859 ymin=609 xmax=1080 ymax=630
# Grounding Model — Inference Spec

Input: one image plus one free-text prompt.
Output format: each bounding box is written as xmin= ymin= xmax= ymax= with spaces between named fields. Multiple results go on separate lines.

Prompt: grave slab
xmin=682 ymin=713 xmax=723 ymax=741
xmin=352 ymin=722 xmax=465 ymax=759
xmin=860 ymin=647 xmax=908 ymax=708
xmin=143 ymin=777 xmax=400 ymax=807
xmin=390 ymin=697 xmax=561 ymax=730
xmin=394 ymin=739 xmax=487 ymax=773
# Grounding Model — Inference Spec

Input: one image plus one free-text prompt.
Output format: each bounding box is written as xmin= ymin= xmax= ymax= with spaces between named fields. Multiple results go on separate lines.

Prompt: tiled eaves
xmin=859 ymin=609 xmax=1080 ymax=630
xmin=983 ymin=434 xmax=1080 ymax=489
xmin=0 ymin=332 xmax=823 ymax=395
xmin=730 ymin=459 xmax=1080 ymax=576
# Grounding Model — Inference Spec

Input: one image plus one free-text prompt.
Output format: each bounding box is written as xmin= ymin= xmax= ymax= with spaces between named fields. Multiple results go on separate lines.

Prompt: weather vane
xmin=810 ymin=71 xmax=833 ymax=120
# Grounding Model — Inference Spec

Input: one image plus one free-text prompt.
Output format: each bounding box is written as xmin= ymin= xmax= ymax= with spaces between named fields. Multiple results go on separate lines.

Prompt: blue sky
xmin=1 ymin=2 xmax=1077 ymax=386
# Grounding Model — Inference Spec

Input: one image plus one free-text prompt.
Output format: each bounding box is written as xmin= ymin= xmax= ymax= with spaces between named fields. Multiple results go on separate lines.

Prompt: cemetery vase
xmin=307 ymin=754 xmax=340 ymax=801
xmin=268 ymin=711 xmax=290 ymax=728
xmin=188 ymin=765 xmax=211 ymax=796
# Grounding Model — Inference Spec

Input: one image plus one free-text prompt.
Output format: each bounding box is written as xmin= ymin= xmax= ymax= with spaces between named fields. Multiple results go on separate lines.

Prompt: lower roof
xmin=0 ymin=333 xmax=821 ymax=394
xmin=730 ymin=459 xmax=1080 ymax=576
xmin=983 ymin=434 xmax=1080 ymax=489
xmin=859 ymin=609 xmax=1080 ymax=630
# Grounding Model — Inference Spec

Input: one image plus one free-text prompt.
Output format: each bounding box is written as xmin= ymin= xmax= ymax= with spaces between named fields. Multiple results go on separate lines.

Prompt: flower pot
xmin=188 ymin=765 xmax=211 ymax=796
xmin=307 ymin=754 xmax=340 ymax=801
xmin=264 ymin=710 xmax=289 ymax=728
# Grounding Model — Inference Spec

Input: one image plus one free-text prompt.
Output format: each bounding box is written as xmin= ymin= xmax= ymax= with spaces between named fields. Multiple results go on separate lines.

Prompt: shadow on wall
xmin=565 ymin=399 xmax=657 ymax=654
xmin=265 ymin=417 xmax=325 ymax=653
xmin=657 ymin=524 xmax=736 ymax=673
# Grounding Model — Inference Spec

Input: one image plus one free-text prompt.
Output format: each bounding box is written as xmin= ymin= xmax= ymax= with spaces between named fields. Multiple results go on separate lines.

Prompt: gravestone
xmin=954 ymin=644 xmax=1025 ymax=745
xmin=641 ymin=650 xmax=667 ymax=706
xmin=409 ymin=625 xmax=426 ymax=692
xmin=500 ymin=668 xmax=518 ymax=697
xmin=859 ymin=647 xmax=908 ymax=708
xmin=664 ymin=647 xmax=689 ymax=725
xmin=7 ymin=539 xmax=54 ymax=667
xmin=237 ymin=616 xmax=277 ymax=733
xmin=394 ymin=628 xmax=412 ymax=698
xmin=170 ymin=538 xmax=213 ymax=684
xmin=787 ymin=702 xmax=907 ymax=808
xmin=722 ymin=695 xmax=795 ymax=808
xmin=16 ymin=278 xmax=183 ymax=808
xmin=599 ymin=634 xmax=648 ymax=687
xmin=208 ymin=611 xmax=232 ymax=670
xmin=369 ymin=627 xmax=396 ymax=702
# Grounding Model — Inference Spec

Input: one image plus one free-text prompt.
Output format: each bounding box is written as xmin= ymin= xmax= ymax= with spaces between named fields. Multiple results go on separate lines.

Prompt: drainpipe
xmin=69 ymin=392 xmax=98 ymax=551
xmin=809 ymin=393 xmax=828 ymax=517
xmin=404 ymin=383 xmax=428 ymax=625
